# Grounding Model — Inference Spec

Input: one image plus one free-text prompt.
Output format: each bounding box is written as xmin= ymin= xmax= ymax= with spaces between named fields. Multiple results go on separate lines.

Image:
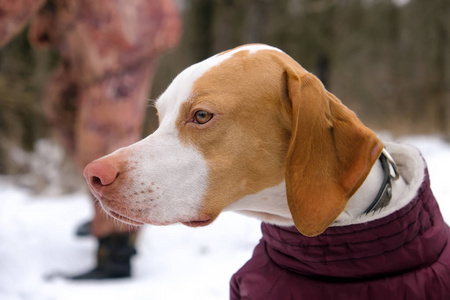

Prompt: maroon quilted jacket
xmin=231 ymin=169 xmax=450 ymax=299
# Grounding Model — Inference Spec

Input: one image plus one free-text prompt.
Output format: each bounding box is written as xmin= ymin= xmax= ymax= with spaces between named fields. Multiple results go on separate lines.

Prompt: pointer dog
xmin=83 ymin=44 xmax=450 ymax=299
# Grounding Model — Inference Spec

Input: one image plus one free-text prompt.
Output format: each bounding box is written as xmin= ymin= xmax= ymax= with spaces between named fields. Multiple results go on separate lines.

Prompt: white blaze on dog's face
xmin=87 ymin=44 xmax=291 ymax=227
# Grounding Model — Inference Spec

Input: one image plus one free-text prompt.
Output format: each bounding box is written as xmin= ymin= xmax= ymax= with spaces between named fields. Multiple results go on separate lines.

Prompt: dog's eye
xmin=194 ymin=110 xmax=214 ymax=124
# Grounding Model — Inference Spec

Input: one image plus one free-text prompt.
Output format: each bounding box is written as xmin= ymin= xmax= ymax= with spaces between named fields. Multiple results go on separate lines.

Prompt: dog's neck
xmin=225 ymin=151 xmax=408 ymax=227
xmin=333 ymin=154 xmax=407 ymax=225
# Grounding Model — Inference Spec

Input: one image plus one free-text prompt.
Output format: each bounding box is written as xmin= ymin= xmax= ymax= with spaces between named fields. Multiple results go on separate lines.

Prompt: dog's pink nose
xmin=83 ymin=159 xmax=120 ymax=190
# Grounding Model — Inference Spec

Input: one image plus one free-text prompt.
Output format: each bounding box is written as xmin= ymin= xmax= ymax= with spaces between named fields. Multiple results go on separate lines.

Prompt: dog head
xmin=84 ymin=44 xmax=383 ymax=236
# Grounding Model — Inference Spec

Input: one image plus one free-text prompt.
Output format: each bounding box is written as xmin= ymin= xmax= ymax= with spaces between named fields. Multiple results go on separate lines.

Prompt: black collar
xmin=363 ymin=150 xmax=399 ymax=214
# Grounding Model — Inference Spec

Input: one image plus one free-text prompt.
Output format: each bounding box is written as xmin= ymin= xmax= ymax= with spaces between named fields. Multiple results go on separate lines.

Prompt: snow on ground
xmin=0 ymin=135 xmax=449 ymax=300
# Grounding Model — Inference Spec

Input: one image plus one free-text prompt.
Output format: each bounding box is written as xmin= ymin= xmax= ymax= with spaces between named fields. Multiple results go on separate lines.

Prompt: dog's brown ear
xmin=284 ymin=71 xmax=383 ymax=237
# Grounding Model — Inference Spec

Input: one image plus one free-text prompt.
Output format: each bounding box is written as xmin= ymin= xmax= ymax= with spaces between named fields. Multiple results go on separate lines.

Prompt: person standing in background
xmin=0 ymin=0 xmax=180 ymax=279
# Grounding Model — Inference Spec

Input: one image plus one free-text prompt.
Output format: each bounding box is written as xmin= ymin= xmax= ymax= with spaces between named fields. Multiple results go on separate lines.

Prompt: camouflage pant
xmin=0 ymin=0 xmax=180 ymax=236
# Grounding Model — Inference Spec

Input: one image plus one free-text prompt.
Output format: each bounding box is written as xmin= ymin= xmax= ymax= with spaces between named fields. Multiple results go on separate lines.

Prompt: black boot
xmin=69 ymin=232 xmax=137 ymax=280
xmin=75 ymin=220 xmax=92 ymax=237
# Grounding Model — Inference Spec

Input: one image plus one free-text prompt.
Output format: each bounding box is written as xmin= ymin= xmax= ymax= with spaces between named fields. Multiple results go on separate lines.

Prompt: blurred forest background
xmin=0 ymin=0 xmax=449 ymax=193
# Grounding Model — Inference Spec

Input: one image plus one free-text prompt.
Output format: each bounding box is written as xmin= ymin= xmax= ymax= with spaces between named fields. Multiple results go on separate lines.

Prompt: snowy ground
xmin=1 ymin=135 xmax=449 ymax=300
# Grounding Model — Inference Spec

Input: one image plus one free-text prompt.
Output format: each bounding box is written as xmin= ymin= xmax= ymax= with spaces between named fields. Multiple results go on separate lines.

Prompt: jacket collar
xmin=261 ymin=168 xmax=448 ymax=279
